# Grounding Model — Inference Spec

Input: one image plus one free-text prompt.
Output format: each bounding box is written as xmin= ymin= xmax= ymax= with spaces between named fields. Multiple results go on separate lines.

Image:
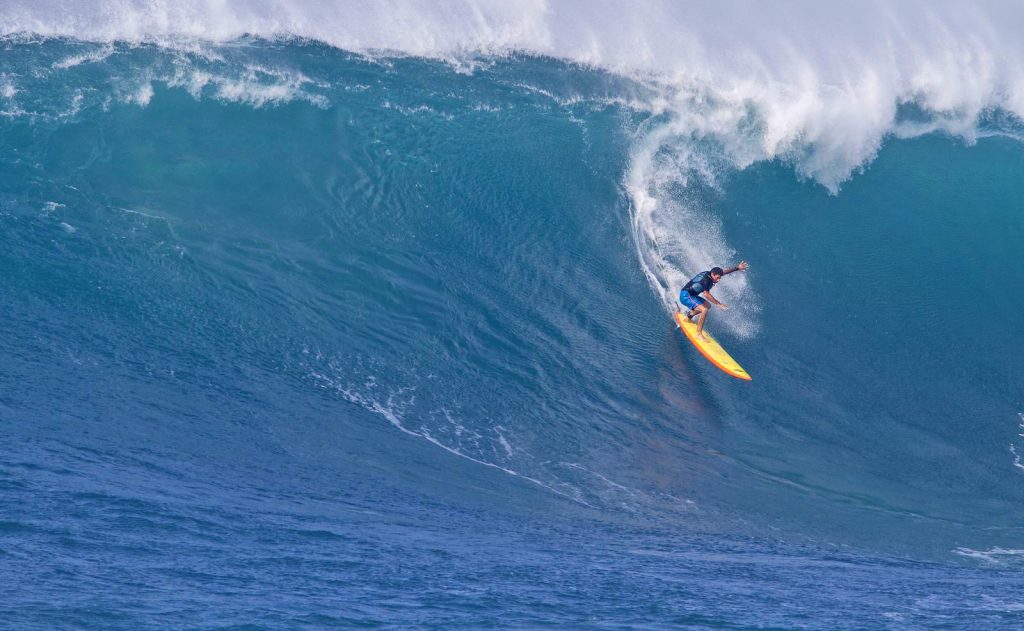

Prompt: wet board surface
xmin=674 ymin=311 xmax=751 ymax=381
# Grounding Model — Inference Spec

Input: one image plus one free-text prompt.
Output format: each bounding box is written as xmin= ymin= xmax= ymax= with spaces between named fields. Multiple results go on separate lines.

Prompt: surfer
xmin=678 ymin=261 xmax=749 ymax=339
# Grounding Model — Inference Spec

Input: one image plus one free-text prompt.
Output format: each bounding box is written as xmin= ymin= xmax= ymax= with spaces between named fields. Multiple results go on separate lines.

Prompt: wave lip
xmin=5 ymin=1 xmax=1024 ymax=187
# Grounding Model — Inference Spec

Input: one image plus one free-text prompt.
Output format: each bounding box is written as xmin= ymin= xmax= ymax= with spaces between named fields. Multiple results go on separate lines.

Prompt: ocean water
xmin=2 ymin=2 xmax=1024 ymax=628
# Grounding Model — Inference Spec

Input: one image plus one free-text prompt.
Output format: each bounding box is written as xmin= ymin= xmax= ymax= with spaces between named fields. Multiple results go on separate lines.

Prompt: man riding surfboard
xmin=678 ymin=261 xmax=749 ymax=340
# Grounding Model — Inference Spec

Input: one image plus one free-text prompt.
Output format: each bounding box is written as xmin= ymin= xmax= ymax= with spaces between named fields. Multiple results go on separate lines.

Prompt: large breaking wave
xmin=2 ymin=0 xmax=1023 ymax=559
xmin=4 ymin=1 xmax=1024 ymax=337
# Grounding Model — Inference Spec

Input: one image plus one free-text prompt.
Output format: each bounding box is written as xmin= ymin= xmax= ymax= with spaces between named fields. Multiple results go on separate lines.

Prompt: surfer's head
xmin=710 ymin=267 xmax=724 ymax=280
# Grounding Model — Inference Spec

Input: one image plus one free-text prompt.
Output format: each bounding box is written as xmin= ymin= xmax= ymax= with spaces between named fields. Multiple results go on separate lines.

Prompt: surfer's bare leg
xmin=694 ymin=304 xmax=710 ymax=339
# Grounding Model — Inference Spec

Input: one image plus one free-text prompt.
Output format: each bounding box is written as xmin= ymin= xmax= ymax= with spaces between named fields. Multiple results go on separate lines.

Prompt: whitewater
xmin=2 ymin=2 xmax=1024 ymax=628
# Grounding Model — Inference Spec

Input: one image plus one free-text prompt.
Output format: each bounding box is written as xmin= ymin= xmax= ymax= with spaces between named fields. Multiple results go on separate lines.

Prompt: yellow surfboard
xmin=674 ymin=312 xmax=751 ymax=381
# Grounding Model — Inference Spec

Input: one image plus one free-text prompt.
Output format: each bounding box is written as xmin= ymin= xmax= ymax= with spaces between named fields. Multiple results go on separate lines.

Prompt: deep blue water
xmin=2 ymin=37 xmax=1024 ymax=629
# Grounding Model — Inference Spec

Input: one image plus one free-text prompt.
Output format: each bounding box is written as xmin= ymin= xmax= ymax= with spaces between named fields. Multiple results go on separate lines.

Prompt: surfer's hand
xmin=736 ymin=261 xmax=749 ymax=271
xmin=718 ymin=303 xmax=729 ymax=310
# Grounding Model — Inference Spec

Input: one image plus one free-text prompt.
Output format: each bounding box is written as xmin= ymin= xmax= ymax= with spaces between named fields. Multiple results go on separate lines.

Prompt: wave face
xmin=3 ymin=5 xmax=1024 ymax=628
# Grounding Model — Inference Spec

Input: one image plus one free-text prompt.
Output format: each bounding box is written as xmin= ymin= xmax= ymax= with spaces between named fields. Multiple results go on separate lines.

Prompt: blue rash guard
xmin=679 ymin=271 xmax=717 ymax=310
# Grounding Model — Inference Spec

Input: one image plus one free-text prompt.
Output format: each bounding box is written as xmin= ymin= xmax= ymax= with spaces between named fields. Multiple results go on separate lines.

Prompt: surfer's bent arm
xmin=702 ymin=291 xmax=726 ymax=307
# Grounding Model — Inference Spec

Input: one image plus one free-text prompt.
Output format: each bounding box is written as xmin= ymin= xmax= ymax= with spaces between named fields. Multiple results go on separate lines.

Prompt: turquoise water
xmin=2 ymin=13 xmax=1024 ymax=629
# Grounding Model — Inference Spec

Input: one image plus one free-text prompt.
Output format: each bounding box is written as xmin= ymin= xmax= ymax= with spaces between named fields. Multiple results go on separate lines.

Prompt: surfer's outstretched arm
xmin=722 ymin=260 xmax=749 ymax=275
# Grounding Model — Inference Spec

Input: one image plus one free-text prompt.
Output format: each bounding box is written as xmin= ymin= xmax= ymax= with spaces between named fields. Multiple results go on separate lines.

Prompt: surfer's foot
xmin=685 ymin=310 xmax=696 ymax=321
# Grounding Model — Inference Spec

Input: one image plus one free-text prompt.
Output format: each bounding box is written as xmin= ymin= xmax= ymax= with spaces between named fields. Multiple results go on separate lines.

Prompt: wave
xmin=7 ymin=1 xmax=1022 ymax=333
xmin=3 ymin=6 xmax=1024 ymax=544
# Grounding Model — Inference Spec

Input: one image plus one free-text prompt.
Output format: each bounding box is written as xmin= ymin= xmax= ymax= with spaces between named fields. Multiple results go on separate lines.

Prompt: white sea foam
xmin=3 ymin=2 xmax=1020 ymax=144
xmin=307 ymin=368 xmax=592 ymax=506
xmin=5 ymin=1 xmax=1023 ymax=330
xmin=3 ymin=2 xmax=1020 ymax=160
xmin=116 ymin=79 xmax=153 ymax=107
xmin=51 ymin=42 xmax=115 ymax=69
xmin=165 ymin=64 xmax=329 ymax=109
xmin=382 ymin=101 xmax=453 ymax=120
xmin=1010 ymin=413 xmax=1024 ymax=472
xmin=494 ymin=426 xmax=514 ymax=458
xmin=954 ymin=547 xmax=1024 ymax=565
xmin=1 ymin=76 xmax=16 ymax=99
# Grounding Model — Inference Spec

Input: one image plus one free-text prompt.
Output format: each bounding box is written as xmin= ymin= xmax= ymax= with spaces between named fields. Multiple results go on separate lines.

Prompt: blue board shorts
xmin=679 ymin=290 xmax=705 ymax=310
